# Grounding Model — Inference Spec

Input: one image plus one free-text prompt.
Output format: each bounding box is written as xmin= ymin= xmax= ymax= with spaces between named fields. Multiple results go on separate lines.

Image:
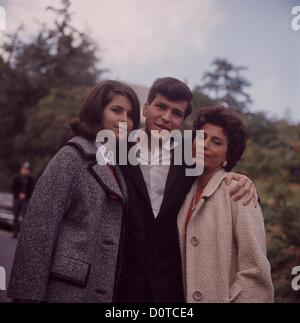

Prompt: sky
xmin=0 ymin=0 xmax=299 ymax=123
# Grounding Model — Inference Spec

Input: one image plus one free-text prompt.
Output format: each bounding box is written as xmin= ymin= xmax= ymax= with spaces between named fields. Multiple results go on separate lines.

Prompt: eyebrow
xmin=156 ymin=101 xmax=184 ymax=115
xmin=172 ymin=108 xmax=184 ymax=115
xmin=204 ymin=132 xmax=224 ymax=141
xmin=156 ymin=101 xmax=167 ymax=107
xmin=212 ymin=136 xmax=223 ymax=141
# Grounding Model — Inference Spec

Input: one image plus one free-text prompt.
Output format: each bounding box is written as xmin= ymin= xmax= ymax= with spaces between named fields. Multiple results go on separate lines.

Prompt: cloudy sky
xmin=1 ymin=0 xmax=299 ymax=122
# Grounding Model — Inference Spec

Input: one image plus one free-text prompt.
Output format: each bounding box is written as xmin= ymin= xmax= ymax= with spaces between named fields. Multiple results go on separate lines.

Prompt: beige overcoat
xmin=177 ymin=169 xmax=274 ymax=303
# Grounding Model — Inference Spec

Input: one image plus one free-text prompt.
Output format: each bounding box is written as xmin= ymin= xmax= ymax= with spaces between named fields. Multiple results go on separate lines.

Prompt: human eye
xmin=173 ymin=110 xmax=184 ymax=118
xmin=213 ymin=139 xmax=222 ymax=145
xmin=111 ymin=106 xmax=122 ymax=113
xmin=156 ymin=103 xmax=165 ymax=110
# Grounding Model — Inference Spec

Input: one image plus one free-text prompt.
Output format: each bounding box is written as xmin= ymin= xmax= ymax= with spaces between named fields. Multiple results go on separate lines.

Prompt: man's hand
xmin=224 ymin=172 xmax=258 ymax=207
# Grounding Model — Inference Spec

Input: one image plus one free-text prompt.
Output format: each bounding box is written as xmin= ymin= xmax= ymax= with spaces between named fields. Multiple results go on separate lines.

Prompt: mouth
xmin=115 ymin=124 xmax=127 ymax=129
xmin=155 ymin=124 xmax=170 ymax=131
xmin=113 ymin=126 xmax=128 ymax=135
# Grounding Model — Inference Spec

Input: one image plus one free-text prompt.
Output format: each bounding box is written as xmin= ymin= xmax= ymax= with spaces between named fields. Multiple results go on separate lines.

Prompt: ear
xmin=142 ymin=103 xmax=149 ymax=117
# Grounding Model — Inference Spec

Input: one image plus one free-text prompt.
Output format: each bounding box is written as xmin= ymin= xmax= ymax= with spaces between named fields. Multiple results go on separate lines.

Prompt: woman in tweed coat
xmin=177 ymin=106 xmax=274 ymax=303
xmin=8 ymin=80 xmax=140 ymax=303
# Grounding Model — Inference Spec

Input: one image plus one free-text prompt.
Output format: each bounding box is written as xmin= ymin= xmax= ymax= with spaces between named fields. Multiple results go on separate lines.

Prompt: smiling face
xmin=101 ymin=94 xmax=134 ymax=140
xmin=200 ymin=123 xmax=228 ymax=172
xmin=143 ymin=94 xmax=188 ymax=135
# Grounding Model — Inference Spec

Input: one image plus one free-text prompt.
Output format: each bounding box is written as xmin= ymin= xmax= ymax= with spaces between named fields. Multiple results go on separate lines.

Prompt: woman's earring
xmin=222 ymin=161 xmax=228 ymax=168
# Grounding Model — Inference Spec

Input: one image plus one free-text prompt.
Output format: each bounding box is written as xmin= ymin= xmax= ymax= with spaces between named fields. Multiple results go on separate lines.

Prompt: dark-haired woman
xmin=177 ymin=106 xmax=274 ymax=303
xmin=8 ymin=80 xmax=140 ymax=303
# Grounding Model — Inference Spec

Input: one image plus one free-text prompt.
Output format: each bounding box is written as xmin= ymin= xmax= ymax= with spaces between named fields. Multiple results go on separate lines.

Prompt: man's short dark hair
xmin=147 ymin=77 xmax=193 ymax=118
xmin=194 ymin=105 xmax=249 ymax=171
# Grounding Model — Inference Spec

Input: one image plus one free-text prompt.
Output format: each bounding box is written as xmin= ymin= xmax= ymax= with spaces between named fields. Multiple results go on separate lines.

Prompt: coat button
xmin=191 ymin=236 xmax=199 ymax=246
xmin=193 ymin=291 xmax=203 ymax=302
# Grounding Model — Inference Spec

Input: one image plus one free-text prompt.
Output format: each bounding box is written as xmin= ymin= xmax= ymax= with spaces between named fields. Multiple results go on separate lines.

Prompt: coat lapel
xmin=177 ymin=185 xmax=206 ymax=233
xmin=191 ymin=169 xmax=228 ymax=216
xmin=90 ymin=163 xmax=124 ymax=202
xmin=178 ymin=169 xmax=229 ymax=234
xmin=160 ymin=153 xmax=196 ymax=216
xmin=67 ymin=136 xmax=125 ymax=203
xmin=163 ymin=143 xmax=186 ymax=196
xmin=164 ymin=163 xmax=182 ymax=195
xmin=163 ymin=140 xmax=197 ymax=198
xmin=115 ymin=166 xmax=128 ymax=200
xmin=120 ymin=164 xmax=150 ymax=203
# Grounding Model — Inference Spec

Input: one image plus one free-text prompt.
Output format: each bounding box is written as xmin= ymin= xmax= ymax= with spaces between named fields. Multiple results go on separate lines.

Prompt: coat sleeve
xmin=7 ymin=146 xmax=78 ymax=301
xmin=26 ymin=176 xmax=35 ymax=198
xmin=230 ymin=198 xmax=274 ymax=303
xmin=11 ymin=176 xmax=19 ymax=199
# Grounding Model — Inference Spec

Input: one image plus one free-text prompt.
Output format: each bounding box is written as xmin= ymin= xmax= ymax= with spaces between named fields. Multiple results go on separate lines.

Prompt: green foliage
xmin=196 ymin=58 xmax=252 ymax=113
xmin=244 ymin=112 xmax=280 ymax=148
xmin=183 ymin=90 xmax=215 ymax=129
xmin=236 ymin=115 xmax=300 ymax=302
xmin=0 ymin=0 xmax=105 ymax=188
xmin=14 ymin=86 xmax=92 ymax=179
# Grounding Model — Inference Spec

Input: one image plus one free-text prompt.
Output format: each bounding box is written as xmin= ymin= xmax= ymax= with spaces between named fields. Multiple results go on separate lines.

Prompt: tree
xmin=183 ymin=90 xmax=215 ymax=129
xmin=244 ymin=112 xmax=279 ymax=149
xmin=0 ymin=0 xmax=106 ymax=190
xmin=196 ymin=59 xmax=252 ymax=113
xmin=14 ymin=86 xmax=92 ymax=178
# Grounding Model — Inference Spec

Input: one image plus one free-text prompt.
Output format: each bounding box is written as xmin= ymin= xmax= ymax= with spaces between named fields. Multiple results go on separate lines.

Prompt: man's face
xmin=20 ymin=167 xmax=30 ymax=176
xmin=143 ymin=95 xmax=188 ymax=134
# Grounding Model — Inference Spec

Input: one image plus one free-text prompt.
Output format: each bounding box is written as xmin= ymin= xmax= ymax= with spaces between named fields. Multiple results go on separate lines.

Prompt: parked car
xmin=0 ymin=207 xmax=14 ymax=230
xmin=0 ymin=193 xmax=14 ymax=231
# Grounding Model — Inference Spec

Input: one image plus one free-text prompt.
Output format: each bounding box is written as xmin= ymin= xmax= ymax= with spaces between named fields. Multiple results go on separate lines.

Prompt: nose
xmin=120 ymin=111 xmax=128 ymax=122
xmin=161 ymin=110 xmax=171 ymax=122
xmin=204 ymin=138 xmax=210 ymax=150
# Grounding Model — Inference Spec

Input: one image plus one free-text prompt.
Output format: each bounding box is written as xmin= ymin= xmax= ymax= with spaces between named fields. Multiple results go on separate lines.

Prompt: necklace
xmin=191 ymin=180 xmax=199 ymax=211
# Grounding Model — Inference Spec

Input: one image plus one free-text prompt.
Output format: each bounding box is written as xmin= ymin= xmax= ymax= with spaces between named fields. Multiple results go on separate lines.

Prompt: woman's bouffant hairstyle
xmin=70 ymin=80 xmax=140 ymax=140
xmin=194 ymin=105 xmax=249 ymax=171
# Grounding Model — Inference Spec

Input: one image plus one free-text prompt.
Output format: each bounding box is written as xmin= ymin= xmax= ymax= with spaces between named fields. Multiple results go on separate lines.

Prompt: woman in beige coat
xmin=177 ymin=106 xmax=274 ymax=303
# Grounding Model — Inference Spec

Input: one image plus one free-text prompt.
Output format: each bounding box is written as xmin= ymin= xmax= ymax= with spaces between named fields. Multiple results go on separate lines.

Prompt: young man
xmin=116 ymin=77 xmax=256 ymax=303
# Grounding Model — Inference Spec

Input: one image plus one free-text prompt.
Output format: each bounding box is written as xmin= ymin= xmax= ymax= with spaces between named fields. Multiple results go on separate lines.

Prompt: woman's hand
xmin=224 ymin=173 xmax=258 ymax=207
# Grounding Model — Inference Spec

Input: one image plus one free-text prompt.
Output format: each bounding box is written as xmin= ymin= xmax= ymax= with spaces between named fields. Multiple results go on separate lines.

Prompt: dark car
xmin=0 ymin=208 xmax=14 ymax=230
xmin=0 ymin=193 xmax=14 ymax=231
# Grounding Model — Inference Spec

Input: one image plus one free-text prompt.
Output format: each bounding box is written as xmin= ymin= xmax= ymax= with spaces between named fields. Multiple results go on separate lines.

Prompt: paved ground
xmin=0 ymin=229 xmax=17 ymax=303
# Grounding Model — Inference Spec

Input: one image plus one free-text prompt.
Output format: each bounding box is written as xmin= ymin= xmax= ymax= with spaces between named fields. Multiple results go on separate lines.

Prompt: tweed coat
xmin=177 ymin=169 xmax=274 ymax=303
xmin=8 ymin=136 xmax=127 ymax=303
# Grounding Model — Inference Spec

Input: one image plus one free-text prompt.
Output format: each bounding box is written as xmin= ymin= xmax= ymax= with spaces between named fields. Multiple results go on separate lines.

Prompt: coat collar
xmin=89 ymin=163 xmax=125 ymax=202
xmin=67 ymin=136 xmax=126 ymax=202
xmin=184 ymin=169 xmax=228 ymax=216
xmin=67 ymin=136 xmax=97 ymax=158
xmin=201 ymin=169 xmax=228 ymax=198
